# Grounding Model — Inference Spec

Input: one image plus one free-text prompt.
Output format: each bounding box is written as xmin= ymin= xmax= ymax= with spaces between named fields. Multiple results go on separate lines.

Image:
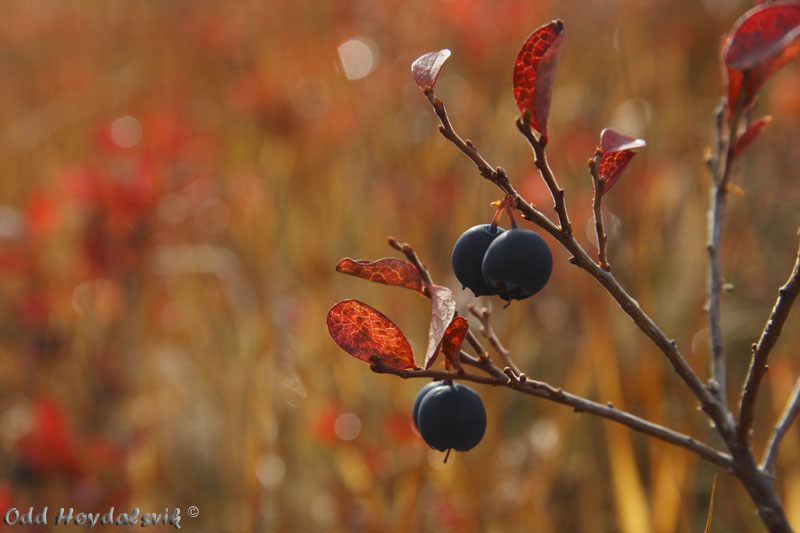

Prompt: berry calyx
xmin=481 ymin=228 xmax=552 ymax=301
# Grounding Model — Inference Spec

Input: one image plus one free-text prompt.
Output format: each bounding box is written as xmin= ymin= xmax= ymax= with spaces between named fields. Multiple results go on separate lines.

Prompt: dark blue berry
xmin=417 ymin=381 xmax=486 ymax=452
xmin=451 ymin=224 xmax=505 ymax=296
xmin=481 ymin=228 xmax=552 ymax=301
xmin=412 ymin=381 xmax=446 ymax=430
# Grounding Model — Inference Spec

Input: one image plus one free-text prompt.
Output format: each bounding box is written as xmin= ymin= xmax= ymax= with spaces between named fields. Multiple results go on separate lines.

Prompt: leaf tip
xmin=412 ymin=48 xmax=452 ymax=89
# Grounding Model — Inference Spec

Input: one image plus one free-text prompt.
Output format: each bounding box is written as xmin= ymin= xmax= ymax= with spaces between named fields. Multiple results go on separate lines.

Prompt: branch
xmin=588 ymin=151 xmax=610 ymax=270
xmin=422 ymin=94 xmax=734 ymax=440
xmin=467 ymin=304 xmax=520 ymax=376
xmin=516 ymin=112 xmax=572 ymax=235
xmin=762 ymin=377 xmax=800 ymax=474
xmin=738 ymin=234 xmax=800 ymax=446
xmin=370 ymin=356 xmax=732 ymax=469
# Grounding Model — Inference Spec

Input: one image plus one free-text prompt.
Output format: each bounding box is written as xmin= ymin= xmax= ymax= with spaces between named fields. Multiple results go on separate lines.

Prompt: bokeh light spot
xmin=337 ymin=39 xmax=376 ymax=80
xmin=256 ymin=453 xmax=286 ymax=489
xmin=110 ymin=116 xmax=142 ymax=148
xmin=334 ymin=413 xmax=361 ymax=441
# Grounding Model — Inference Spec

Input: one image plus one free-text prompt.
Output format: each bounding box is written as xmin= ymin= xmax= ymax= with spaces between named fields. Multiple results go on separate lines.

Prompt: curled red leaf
xmin=723 ymin=2 xmax=800 ymax=112
xmin=423 ymin=285 xmax=456 ymax=369
xmin=335 ymin=257 xmax=425 ymax=294
xmin=513 ymin=20 xmax=565 ymax=143
xmin=411 ymin=49 xmax=452 ymax=89
xmin=733 ymin=116 xmax=772 ymax=159
xmin=597 ymin=129 xmax=646 ymax=193
xmin=327 ymin=300 xmax=416 ymax=369
xmin=438 ymin=316 xmax=468 ymax=372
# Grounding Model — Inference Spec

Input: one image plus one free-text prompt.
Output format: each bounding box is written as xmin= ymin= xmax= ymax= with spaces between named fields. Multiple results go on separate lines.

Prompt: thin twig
xmin=369 ymin=356 xmax=732 ymax=468
xmin=589 ymin=151 xmax=610 ymax=270
xmin=516 ymin=112 xmax=572 ymax=235
xmin=467 ymin=304 xmax=520 ymax=375
xmin=738 ymin=235 xmax=800 ymax=446
xmin=707 ymin=93 xmax=746 ymax=409
xmin=422 ymin=95 xmax=734 ymax=440
xmin=762 ymin=378 xmax=800 ymax=473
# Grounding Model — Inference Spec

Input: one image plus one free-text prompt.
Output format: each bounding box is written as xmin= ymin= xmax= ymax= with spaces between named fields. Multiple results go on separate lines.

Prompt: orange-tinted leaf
xmin=725 ymin=2 xmax=800 ymax=70
xmin=597 ymin=129 xmax=646 ymax=193
xmin=438 ymin=316 xmax=468 ymax=372
xmin=424 ymin=285 xmax=456 ymax=369
xmin=327 ymin=300 xmax=416 ymax=369
xmin=336 ymin=257 xmax=425 ymax=294
xmin=513 ymin=20 xmax=565 ymax=143
xmin=723 ymin=2 xmax=800 ymax=111
xmin=733 ymin=116 xmax=772 ymax=158
xmin=411 ymin=49 xmax=452 ymax=89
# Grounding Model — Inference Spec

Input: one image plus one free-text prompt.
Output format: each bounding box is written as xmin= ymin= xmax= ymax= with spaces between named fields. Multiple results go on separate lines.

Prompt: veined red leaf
xmin=513 ymin=20 xmax=565 ymax=143
xmin=335 ymin=257 xmax=425 ymax=294
xmin=423 ymin=285 xmax=456 ymax=369
xmin=597 ymin=129 xmax=646 ymax=193
xmin=733 ymin=116 xmax=772 ymax=158
xmin=411 ymin=49 xmax=452 ymax=89
xmin=327 ymin=300 xmax=416 ymax=369
xmin=723 ymin=1 xmax=800 ymax=111
xmin=437 ymin=316 xmax=468 ymax=372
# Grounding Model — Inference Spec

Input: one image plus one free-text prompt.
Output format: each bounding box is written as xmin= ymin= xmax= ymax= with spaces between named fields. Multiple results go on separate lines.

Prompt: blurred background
xmin=1 ymin=0 xmax=799 ymax=531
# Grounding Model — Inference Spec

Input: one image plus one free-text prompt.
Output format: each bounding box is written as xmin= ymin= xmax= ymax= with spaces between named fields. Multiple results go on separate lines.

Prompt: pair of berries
xmin=413 ymin=381 xmax=486 ymax=454
xmin=452 ymin=223 xmax=553 ymax=301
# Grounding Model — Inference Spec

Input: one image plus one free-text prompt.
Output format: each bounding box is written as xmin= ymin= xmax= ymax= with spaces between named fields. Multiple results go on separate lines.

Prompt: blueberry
xmin=412 ymin=381 xmax=446 ymax=430
xmin=481 ymin=228 xmax=552 ymax=301
xmin=416 ymin=381 xmax=486 ymax=452
xmin=451 ymin=224 xmax=505 ymax=296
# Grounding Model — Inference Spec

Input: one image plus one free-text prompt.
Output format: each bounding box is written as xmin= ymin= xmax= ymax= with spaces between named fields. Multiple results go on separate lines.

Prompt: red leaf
xmin=733 ymin=116 xmax=772 ymax=158
xmin=423 ymin=285 xmax=456 ymax=369
xmin=335 ymin=257 xmax=426 ymax=294
xmin=327 ymin=300 xmax=416 ymax=369
xmin=513 ymin=20 xmax=565 ymax=143
xmin=438 ymin=316 xmax=468 ymax=372
xmin=597 ymin=129 xmax=646 ymax=193
xmin=411 ymin=49 xmax=452 ymax=89
xmin=723 ymin=2 xmax=800 ymax=111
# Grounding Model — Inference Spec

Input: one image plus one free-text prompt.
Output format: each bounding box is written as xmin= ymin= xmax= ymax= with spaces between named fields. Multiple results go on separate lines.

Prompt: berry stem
xmin=504 ymin=195 xmax=518 ymax=229
xmin=490 ymin=201 xmax=505 ymax=232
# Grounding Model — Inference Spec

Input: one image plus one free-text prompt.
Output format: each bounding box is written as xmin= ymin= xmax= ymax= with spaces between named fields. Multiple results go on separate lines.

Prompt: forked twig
xmin=467 ymin=304 xmax=520 ymax=376
xmin=421 ymin=88 xmax=734 ymax=440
